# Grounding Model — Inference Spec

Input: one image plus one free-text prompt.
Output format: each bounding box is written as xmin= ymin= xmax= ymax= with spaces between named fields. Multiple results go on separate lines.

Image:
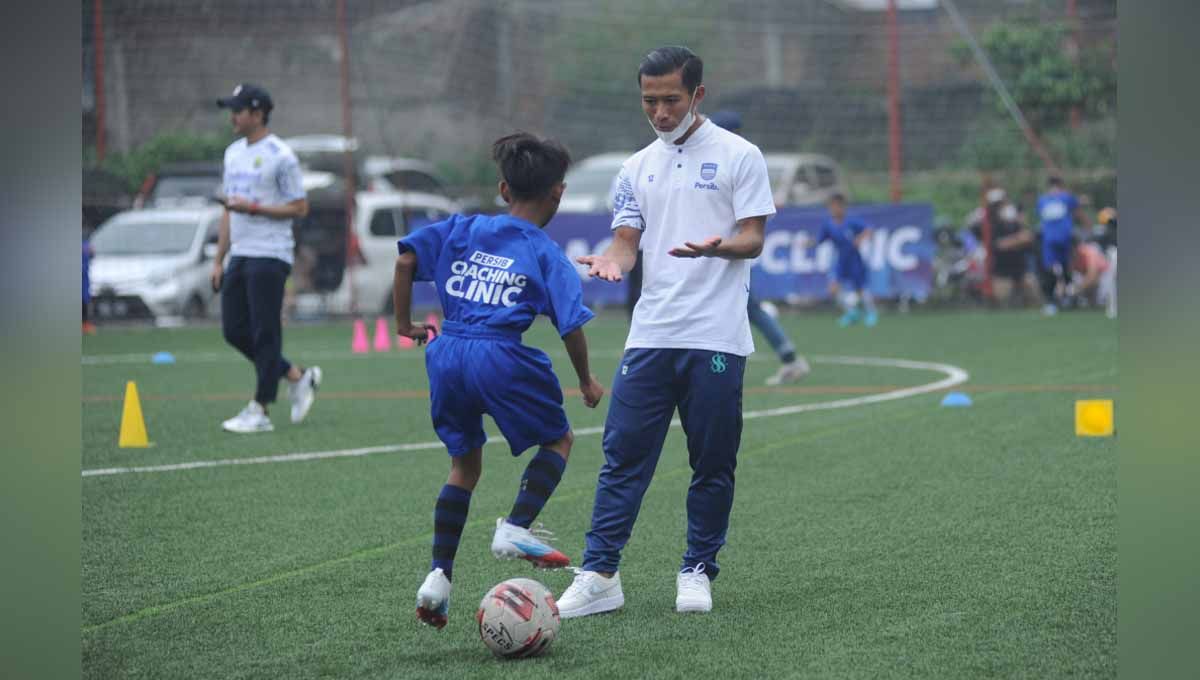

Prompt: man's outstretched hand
xmin=668 ymin=236 xmax=723 ymax=258
xmin=576 ymin=254 xmax=623 ymax=282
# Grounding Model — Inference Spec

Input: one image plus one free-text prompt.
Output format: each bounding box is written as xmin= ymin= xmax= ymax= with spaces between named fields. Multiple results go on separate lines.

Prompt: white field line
xmin=81 ymin=355 xmax=967 ymax=478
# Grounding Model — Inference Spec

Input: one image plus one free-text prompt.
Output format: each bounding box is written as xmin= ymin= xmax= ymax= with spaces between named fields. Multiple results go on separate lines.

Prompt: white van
xmin=294 ymin=191 xmax=459 ymax=316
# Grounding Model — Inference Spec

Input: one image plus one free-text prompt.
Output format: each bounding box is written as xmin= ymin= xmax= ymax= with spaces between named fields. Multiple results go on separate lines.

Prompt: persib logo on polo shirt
xmin=700 ymin=162 xmax=718 ymax=180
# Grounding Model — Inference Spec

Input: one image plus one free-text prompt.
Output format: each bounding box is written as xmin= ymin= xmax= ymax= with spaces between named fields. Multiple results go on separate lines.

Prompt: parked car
xmin=556 ymin=152 xmax=632 ymax=214
xmin=362 ymin=156 xmax=450 ymax=196
xmin=763 ymin=153 xmax=847 ymax=206
xmin=554 ymin=150 xmax=846 ymax=213
xmin=284 ymin=134 xmax=452 ymax=197
xmin=134 ymin=161 xmax=222 ymax=209
xmin=344 ymin=191 xmax=459 ymax=313
xmin=88 ymin=206 xmax=223 ymax=322
xmin=286 ymin=190 xmax=459 ymax=316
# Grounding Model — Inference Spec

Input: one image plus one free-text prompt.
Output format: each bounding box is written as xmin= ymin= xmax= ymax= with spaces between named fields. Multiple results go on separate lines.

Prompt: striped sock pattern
xmin=431 ymin=484 xmax=472 ymax=580
xmin=507 ymin=448 xmax=566 ymax=529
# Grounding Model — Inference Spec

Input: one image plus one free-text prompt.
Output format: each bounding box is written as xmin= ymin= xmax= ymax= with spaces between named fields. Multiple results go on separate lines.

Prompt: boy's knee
xmin=545 ymin=430 xmax=574 ymax=459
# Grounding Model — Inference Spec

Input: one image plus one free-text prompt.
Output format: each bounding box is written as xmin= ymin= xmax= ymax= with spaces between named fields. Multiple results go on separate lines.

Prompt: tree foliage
xmin=954 ymin=18 xmax=1116 ymax=131
xmin=85 ymin=131 xmax=233 ymax=193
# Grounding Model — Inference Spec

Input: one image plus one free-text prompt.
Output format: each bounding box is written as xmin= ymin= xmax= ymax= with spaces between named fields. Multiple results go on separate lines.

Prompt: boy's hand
xmin=579 ymin=375 xmax=605 ymax=408
xmin=396 ymin=322 xmax=433 ymax=346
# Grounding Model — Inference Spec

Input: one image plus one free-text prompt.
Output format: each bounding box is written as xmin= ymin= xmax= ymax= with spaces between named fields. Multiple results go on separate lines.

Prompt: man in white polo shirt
xmin=211 ymin=83 xmax=321 ymax=434
xmin=558 ymin=46 xmax=775 ymax=617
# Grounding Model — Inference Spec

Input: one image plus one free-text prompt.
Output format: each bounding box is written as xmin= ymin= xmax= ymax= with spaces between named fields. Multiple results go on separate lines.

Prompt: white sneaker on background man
xmin=221 ymin=400 xmax=274 ymax=434
xmin=288 ymin=365 xmax=322 ymax=424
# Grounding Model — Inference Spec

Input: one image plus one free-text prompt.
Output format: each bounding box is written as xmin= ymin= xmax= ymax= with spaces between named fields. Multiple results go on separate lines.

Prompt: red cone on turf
xmin=351 ymin=318 xmax=369 ymax=354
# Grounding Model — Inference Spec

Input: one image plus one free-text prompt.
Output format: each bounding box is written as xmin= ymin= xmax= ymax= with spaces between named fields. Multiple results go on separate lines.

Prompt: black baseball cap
xmin=216 ymin=83 xmax=273 ymax=111
xmin=709 ymin=110 xmax=742 ymax=132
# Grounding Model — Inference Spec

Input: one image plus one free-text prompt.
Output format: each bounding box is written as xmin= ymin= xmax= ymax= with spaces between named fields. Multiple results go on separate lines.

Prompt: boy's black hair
xmin=1047 ymin=175 xmax=1064 ymax=188
xmin=492 ymin=132 xmax=571 ymax=202
xmin=638 ymin=45 xmax=703 ymax=91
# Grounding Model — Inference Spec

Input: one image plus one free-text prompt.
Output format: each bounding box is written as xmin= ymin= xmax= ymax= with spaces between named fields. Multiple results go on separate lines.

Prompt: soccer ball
xmin=476 ymin=578 xmax=560 ymax=658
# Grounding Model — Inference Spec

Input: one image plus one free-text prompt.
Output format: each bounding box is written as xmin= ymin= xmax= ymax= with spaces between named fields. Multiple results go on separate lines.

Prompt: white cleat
xmin=765 ymin=357 xmax=811 ymax=386
xmin=289 ymin=366 xmax=322 ymax=424
xmin=557 ymin=570 xmax=624 ymax=619
xmin=221 ymin=400 xmax=274 ymax=433
xmin=416 ymin=567 xmax=451 ymax=629
xmin=675 ymin=564 xmax=712 ymax=613
xmin=490 ymin=518 xmax=571 ymax=569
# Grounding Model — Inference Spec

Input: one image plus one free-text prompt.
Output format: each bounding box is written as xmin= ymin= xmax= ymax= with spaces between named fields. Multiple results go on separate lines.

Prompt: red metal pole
xmin=1067 ymin=0 xmax=1082 ymax=129
xmin=337 ymin=0 xmax=358 ymax=313
xmin=979 ymin=179 xmax=993 ymax=300
xmin=886 ymin=0 xmax=902 ymax=202
xmin=93 ymin=0 xmax=106 ymax=163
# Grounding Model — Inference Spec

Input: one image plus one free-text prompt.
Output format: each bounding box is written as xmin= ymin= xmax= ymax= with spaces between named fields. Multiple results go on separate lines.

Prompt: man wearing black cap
xmin=212 ymin=83 xmax=321 ymax=433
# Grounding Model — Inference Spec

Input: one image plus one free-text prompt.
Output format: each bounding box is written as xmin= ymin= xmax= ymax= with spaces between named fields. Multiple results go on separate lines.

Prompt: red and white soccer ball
xmin=476 ymin=578 xmax=560 ymax=659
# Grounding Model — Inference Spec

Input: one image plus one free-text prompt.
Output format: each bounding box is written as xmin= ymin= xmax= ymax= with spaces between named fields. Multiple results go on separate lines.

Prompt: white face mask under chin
xmin=649 ymin=93 xmax=698 ymax=145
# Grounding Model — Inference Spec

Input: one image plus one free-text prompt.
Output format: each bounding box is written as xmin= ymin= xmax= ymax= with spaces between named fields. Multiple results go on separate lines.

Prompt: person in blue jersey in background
xmin=83 ymin=218 xmax=96 ymax=335
xmin=393 ymin=132 xmax=606 ymax=630
xmin=1036 ymin=175 xmax=1087 ymax=316
xmin=817 ymin=193 xmax=878 ymax=327
xmin=708 ymin=110 xmax=810 ymax=384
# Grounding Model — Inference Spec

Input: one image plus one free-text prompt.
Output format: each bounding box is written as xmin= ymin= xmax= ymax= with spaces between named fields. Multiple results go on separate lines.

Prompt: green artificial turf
xmin=82 ymin=309 xmax=1116 ymax=679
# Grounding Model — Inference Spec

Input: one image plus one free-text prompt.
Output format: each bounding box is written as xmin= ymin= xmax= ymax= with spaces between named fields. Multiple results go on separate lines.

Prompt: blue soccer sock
xmin=431 ymin=484 xmax=472 ymax=580
xmin=507 ymin=448 xmax=567 ymax=528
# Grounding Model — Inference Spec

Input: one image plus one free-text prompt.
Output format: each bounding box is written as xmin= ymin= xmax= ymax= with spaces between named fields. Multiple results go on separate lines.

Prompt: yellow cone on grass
xmin=1075 ymin=399 xmax=1114 ymax=437
xmin=119 ymin=381 xmax=151 ymax=448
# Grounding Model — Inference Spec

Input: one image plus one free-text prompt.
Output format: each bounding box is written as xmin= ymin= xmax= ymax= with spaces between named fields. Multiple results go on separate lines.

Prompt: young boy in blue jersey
xmin=393 ymin=132 xmax=606 ymax=629
xmin=817 ymin=193 xmax=878 ymax=327
xmin=1036 ymin=176 xmax=1086 ymax=315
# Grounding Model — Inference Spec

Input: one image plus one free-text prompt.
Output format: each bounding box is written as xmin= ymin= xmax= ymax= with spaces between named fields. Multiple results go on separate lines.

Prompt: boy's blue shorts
xmin=424 ymin=332 xmax=570 ymax=457
xmin=834 ymin=259 xmax=867 ymax=290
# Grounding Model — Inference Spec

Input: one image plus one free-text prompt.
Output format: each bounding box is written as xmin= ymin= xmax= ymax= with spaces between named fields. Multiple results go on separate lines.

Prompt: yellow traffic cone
xmin=1075 ymin=399 xmax=1114 ymax=437
xmin=119 ymin=381 xmax=151 ymax=448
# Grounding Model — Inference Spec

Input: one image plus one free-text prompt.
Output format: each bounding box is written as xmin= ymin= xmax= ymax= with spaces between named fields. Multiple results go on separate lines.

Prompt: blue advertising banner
xmin=412 ymin=204 xmax=933 ymax=307
xmin=753 ymin=204 xmax=935 ymax=302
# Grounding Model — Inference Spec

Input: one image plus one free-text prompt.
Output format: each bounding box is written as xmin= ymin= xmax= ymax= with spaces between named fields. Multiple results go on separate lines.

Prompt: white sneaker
xmin=221 ymin=401 xmax=274 ymax=433
xmin=675 ymin=564 xmax=712 ymax=613
xmin=1041 ymin=303 xmax=1059 ymax=317
xmin=288 ymin=366 xmax=322 ymax=424
xmin=557 ymin=570 xmax=624 ymax=619
xmin=491 ymin=517 xmax=571 ymax=569
xmin=765 ymin=357 xmax=811 ymax=386
xmin=416 ymin=567 xmax=451 ymax=629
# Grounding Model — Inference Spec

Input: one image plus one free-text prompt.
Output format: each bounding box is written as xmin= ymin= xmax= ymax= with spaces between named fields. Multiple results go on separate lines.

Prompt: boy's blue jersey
xmin=817 ymin=216 xmax=868 ymax=271
xmin=397 ymin=213 xmax=594 ymax=337
xmin=1037 ymin=190 xmax=1078 ymax=244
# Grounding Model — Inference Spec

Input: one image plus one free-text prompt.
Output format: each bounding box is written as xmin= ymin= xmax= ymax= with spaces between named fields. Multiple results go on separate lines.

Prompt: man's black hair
xmin=492 ymin=132 xmax=571 ymax=202
xmin=829 ymin=192 xmax=847 ymax=203
xmin=637 ymin=45 xmax=703 ymax=91
xmin=1047 ymin=175 xmax=1064 ymax=188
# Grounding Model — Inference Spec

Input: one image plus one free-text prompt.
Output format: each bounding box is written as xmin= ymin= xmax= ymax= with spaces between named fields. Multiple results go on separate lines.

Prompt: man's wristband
xmin=249 ymin=202 xmax=260 ymax=216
